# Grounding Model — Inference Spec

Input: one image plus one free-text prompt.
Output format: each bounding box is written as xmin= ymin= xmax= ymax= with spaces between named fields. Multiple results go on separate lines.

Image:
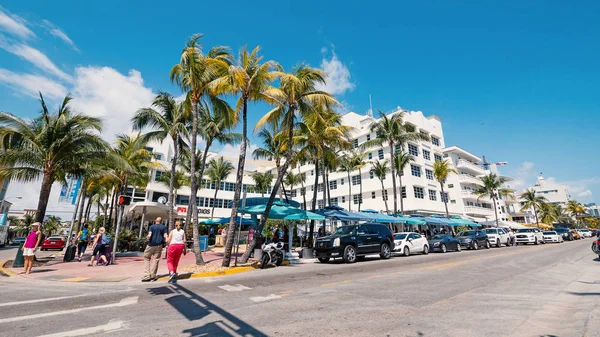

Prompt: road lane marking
xmin=36 ymin=319 xmax=128 ymax=337
xmin=322 ymin=280 xmax=352 ymax=287
xmin=0 ymin=297 xmax=138 ymax=324
xmin=250 ymin=294 xmax=282 ymax=302
xmin=281 ymin=290 xmax=294 ymax=294
xmin=218 ymin=284 xmax=252 ymax=292
xmin=0 ymin=289 xmax=134 ymax=308
xmin=62 ymin=277 xmax=91 ymax=282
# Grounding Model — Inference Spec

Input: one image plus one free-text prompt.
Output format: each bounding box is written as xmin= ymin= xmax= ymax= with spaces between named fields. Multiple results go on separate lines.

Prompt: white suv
xmin=578 ymin=229 xmax=593 ymax=238
xmin=484 ymin=228 xmax=510 ymax=247
xmin=515 ymin=228 xmax=545 ymax=245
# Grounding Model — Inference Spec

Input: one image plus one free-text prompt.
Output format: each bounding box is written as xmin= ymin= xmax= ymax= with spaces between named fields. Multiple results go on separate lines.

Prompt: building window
xmin=366 ymin=134 xmax=371 ymax=141
xmin=340 ymin=178 xmax=344 ymax=185
xmin=317 ymin=200 xmax=324 ymax=208
xmin=290 ymin=189 xmax=297 ymax=197
xmin=353 ymin=139 xmax=358 ymax=148
xmin=352 ymin=175 xmax=361 ymax=186
xmin=353 ymin=194 xmax=362 ymax=205
xmin=330 ymin=197 xmax=338 ymax=206
xmin=154 ymin=170 xmax=166 ymax=181
xmin=378 ymin=149 xmax=384 ymax=160
xmin=395 ymin=144 xmax=402 ymax=153
xmin=423 ymin=150 xmax=431 ymax=161
xmin=429 ymin=189 xmax=437 ymax=201
xmin=329 ymin=180 xmax=337 ymax=190
xmin=450 ymin=200 xmax=456 ymax=204
xmin=372 ymin=191 xmax=376 ymax=199
xmin=300 ymin=187 xmax=306 ymax=196
xmin=432 ymin=137 xmax=440 ymax=146
xmin=441 ymin=192 xmax=449 ymax=202
xmin=317 ymin=183 xmax=324 ymax=192
xmin=311 ymin=170 xmax=314 ymax=176
xmin=368 ymin=153 xmax=372 ymax=160
xmin=402 ymin=186 xmax=407 ymax=198
xmin=370 ymin=171 xmax=374 ymax=179
xmin=383 ymin=190 xmax=389 ymax=201
xmin=411 ymin=165 xmax=421 ymax=177
xmin=341 ymin=196 xmax=346 ymax=203
xmin=448 ymin=184 xmax=454 ymax=188
xmin=408 ymin=144 xmax=419 ymax=156
xmin=425 ymin=169 xmax=434 ymax=180
xmin=414 ymin=186 xmax=424 ymax=199
xmin=434 ymin=154 xmax=443 ymax=162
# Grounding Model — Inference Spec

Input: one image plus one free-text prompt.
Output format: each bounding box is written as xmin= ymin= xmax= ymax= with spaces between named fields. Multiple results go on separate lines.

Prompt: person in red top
xmin=22 ymin=222 xmax=42 ymax=275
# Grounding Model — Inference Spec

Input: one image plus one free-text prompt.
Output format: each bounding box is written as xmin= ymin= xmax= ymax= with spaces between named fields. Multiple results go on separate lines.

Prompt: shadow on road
xmin=147 ymin=284 xmax=268 ymax=337
xmin=567 ymin=291 xmax=600 ymax=296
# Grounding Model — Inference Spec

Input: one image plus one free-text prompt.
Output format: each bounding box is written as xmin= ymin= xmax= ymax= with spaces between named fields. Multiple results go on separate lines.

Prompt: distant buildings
xmin=531 ymin=175 xmax=570 ymax=207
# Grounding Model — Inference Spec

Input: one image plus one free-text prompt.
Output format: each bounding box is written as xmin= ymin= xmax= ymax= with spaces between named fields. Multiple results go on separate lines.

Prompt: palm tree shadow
xmin=147 ymin=284 xmax=268 ymax=337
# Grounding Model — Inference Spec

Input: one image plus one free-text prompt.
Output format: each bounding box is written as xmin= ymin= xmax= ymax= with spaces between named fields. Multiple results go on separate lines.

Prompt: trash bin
xmin=13 ymin=243 xmax=24 ymax=268
xmin=199 ymin=236 xmax=208 ymax=251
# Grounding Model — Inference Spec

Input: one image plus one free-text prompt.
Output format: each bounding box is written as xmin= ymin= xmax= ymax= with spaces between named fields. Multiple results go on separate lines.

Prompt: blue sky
xmin=1 ymin=0 xmax=599 ymax=212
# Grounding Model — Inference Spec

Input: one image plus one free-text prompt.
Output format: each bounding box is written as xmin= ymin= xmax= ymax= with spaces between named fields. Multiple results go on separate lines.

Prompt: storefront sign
xmin=176 ymin=206 xmax=211 ymax=216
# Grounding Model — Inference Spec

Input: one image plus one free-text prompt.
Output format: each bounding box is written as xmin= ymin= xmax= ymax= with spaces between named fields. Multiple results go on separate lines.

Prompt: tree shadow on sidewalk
xmin=147 ymin=284 xmax=268 ymax=337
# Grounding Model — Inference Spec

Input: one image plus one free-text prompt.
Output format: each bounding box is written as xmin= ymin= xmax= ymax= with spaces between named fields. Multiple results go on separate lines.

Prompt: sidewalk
xmin=4 ymin=247 xmax=253 ymax=283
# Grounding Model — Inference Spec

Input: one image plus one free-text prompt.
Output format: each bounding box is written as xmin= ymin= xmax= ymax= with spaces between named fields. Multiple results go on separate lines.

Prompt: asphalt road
xmin=0 ymin=245 xmax=57 ymax=262
xmin=1 ymin=239 xmax=599 ymax=337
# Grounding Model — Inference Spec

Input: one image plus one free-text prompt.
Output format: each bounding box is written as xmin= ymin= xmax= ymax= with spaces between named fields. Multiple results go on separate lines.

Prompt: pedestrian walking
xmin=88 ymin=227 xmax=109 ymax=266
xmin=166 ymin=221 xmax=186 ymax=283
xmin=22 ymin=222 xmax=42 ymax=275
xmin=509 ymin=229 xmax=516 ymax=246
xmin=75 ymin=224 xmax=90 ymax=262
xmin=142 ymin=217 xmax=167 ymax=282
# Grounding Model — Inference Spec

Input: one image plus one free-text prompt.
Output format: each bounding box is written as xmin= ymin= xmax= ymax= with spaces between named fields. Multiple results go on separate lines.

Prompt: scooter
xmin=260 ymin=241 xmax=285 ymax=269
xmin=592 ymin=237 xmax=600 ymax=259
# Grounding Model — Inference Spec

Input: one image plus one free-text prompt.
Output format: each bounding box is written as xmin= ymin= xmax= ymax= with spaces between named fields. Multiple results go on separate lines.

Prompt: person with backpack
xmin=75 ymin=224 xmax=90 ymax=262
xmin=88 ymin=227 xmax=109 ymax=266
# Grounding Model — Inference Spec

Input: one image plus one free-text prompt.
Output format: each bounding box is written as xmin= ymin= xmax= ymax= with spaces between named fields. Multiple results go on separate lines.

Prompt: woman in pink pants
xmin=166 ymin=221 xmax=186 ymax=283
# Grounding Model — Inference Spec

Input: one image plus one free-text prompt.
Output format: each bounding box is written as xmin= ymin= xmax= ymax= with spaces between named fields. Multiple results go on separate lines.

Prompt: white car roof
xmin=393 ymin=232 xmax=417 ymax=235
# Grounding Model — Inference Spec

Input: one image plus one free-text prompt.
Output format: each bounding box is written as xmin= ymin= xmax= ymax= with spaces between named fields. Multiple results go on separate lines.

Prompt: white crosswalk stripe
xmin=249 ymin=294 xmax=282 ymax=302
xmin=218 ymin=284 xmax=252 ymax=292
xmin=36 ymin=319 xmax=128 ymax=337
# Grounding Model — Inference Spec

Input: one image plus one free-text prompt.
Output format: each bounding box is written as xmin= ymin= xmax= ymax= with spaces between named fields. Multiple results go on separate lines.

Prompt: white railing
xmin=457 ymin=159 xmax=485 ymax=174
xmin=457 ymin=174 xmax=483 ymax=186
xmin=464 ymin=206 xmax=494 ymax=215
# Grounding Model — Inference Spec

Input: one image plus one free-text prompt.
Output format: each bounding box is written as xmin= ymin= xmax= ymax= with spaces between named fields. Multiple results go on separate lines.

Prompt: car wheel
xmin=441 ymin=244 xmax=447 ymax=253
xmin=318 ymin=257 xmax=330 ymax=263
xmin=343 ymin=245 xmax=357 ymax=263
xmin=534 ymin=238 xmax=539 ymax=245
xmin=485 ymin=241 xmax=491 ymax=249
xmin=423 ymin=245 xmax=429 ymax=255
xmin=456 ymin=244 xmax=461 ymax=252
xmin=403 ymin=246 xmax=410 ymax=257
xmin=472 ymin=241 xmax=478 ymax=250
xmin=497 ymin=240 xmax=502 ymax=248
xmin=380 ymin=243 xmax=392 ymax=259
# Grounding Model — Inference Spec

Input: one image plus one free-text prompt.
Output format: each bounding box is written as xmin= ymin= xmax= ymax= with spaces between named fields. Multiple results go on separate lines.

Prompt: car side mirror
xmin=407 ymin=238 xmax=413 ymax=242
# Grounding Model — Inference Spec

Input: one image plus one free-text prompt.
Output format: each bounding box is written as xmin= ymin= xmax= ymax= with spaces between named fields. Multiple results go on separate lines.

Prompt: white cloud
xmin=0 ymin=68 xmax=67 ymax=99
xmin=509 ymin=161 xmax=537 ymax=191
xmin=316 ymin=49 xmax=355 ymax=96
xmin=41 ymin=19 xmax=79 ymax=52
xmin=0 ymin=6 xmax=34 ymax=39
xmin=0 ymin=39 xmax=73 ymax=82
xmin=70 ymin=66 xmax=155 ymax=142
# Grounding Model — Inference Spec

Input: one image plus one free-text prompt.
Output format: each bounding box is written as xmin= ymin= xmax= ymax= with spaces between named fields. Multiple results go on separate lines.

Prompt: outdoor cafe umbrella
xmin=241 ymin=201 xmax=325 ymax=221
xmin=359 ymin=209 xmax=406 ymax=224
xmin=447 ymin=215 xmax=481 ymax=227
xmin=314 ymin=205 xmax=370 ymax=221
xmin=200 ymin=216 xmax=254 ymax=225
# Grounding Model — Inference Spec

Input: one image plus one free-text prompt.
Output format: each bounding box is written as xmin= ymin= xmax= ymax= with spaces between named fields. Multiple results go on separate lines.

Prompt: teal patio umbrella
xmin=241 ymin=201 xmax=325 ymax=221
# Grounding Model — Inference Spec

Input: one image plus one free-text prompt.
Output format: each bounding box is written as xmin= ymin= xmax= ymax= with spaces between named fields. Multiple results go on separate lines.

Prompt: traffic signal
xmin=118 ymin=195 xmax=132 ymax=205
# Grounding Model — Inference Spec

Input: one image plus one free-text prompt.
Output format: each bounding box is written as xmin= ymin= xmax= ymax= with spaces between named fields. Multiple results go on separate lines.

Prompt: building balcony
xmin=464 ymin=206 xmax=494 ymax=217
xmin=457 ymin=174 xmax=484 ymax=186
xmin=456 ymin=159 xmax=485 ymax=175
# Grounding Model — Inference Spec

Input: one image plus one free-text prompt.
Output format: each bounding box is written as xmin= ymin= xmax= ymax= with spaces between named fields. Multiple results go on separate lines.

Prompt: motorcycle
xmin=591 ymin=237 xmax=600 ymax=258
xmin=260 ymin=241 xmax=285 ymax=269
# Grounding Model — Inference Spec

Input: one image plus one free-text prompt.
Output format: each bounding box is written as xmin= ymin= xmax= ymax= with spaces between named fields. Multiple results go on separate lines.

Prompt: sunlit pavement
xmin=1 ymin=239 xmax=598 ymax=337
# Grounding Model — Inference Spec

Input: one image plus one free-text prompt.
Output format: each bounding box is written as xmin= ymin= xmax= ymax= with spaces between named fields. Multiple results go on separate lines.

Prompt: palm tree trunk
xmin=441 ymin=184 xmax=449 ymax=217
xmin=325 ymin=169 xmax=331 ymax=207
xmin=534 ymin=207 xmax=539 ymax=228
xmin=211 ymin=185 xmax=219 ymax=219
xmin=189 ymin=100 xmax=204 ymax=265
xmin=223 ymin=98 xmax=249 ymax=267
xmin=493 ymin=197 xmax=499 ymax=227
xmin=34 ymin=171 xmax=55 ymax=223
xmin=389 ymin=143 xmax=398 ymax=216
xmin=167 ymin=136 xmax=179 ymax=231
xmin=398 ymin=174 xmax=405 ymax=215
xmin=358 ymin=168 xmax=363 ymax=211
xmin=108 ymin=187 xmax=117 ymax=231
xmin=276 ymin=162 xmax=283 ymax=201
xmin=103 ymin=191 xmax=109 ymax=227
xmin=321 ymin=167 xmax=327 ymax=209
xmin=77 ymin=180 xmax=88 ymax=231
xmin=299 ymin=167 xmax=307 ymax=211
xmin=85 ymin=198 xmax=92 ymax=223
xmin=347 ymin=172 xmax=352 ymax=211
xmin=381 ymin=180 xmax=389 ymax=213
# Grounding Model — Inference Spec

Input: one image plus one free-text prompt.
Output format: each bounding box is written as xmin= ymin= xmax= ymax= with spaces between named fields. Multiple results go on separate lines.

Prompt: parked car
xmin=41 ymin=236 xmax=66 ymax=251
xmin=314 ymin=224 xmax=394 ymax=263
xmin=428 ymin=235 xmax=461 ymax=253
xmin=456 ymin=230 xmax=490 ymax=250
xmin=570 ymin=230 xmax=581 ymax=240
xmin=10 ymin=237 xmax=26 ymax=246
xmin=484 ymin=228 xmax=510 ymax=247
xmin=543 ymin=231 xmax=563 ymax=243
xmin=515 ymin=228 xmax=545 ymax=245
xmin=578 ymin=229 xmax=593 ymax=238
xmin=555 ymin=227 xmax=573 ymax=241
xmin=393 ymin=232 xmax=429 ymax=256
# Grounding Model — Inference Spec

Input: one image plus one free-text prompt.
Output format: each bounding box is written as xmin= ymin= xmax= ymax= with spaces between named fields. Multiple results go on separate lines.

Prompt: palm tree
xmin=393 ymin=151 xmax=414 ymax=215
xmin=472 ymin=173 xmax=514 ymax=227
xmin=551 ymin=204 xmax=571 ymax=223
xmin=350 ymin=151 xmax=368 ymax=211
xmin=520 ymin=189 xmax=547 ymax=227
xmin=132 ymin=92 xmax=189 ymax=230
xmin=252 ymin=172 xmax=274 ymax=197
xmin=338 ymin=156 xmax=355 ymax=211
xmin=363 ymin=111 xmax=429 ymax=216
xmin=433 ymin=160 xmax=457 ymax=218
xmin=239 ymin=64 xmax=338 ymax=263
xmin=538 ymin=202 xmax=555 ymax=225
xmin=283 ymin=171 xmax=302 ymax=204
xmin=43 ymin=215 xmax=61 ymax=237
xmin=171 ymin=34 xmax=233 ymax=265
xmin=371 ymin=160 xmax=390 ymax=213
xmin=0 ymin=94 xmax=107 ymax=223
xmin=566 ymin=200 xmax=585 ymax=227
xmin=253 ymin=128 xmax=285 ymax=199
xmin=205 ymin=157 xmax=234 ymax=218
xmin=210 ymin=46 xmax=277 ymax=267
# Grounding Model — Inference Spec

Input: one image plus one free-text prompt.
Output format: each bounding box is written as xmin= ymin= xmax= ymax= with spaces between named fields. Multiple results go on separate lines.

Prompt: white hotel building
xmin=124 ymin=108 xmax=516 ymax=226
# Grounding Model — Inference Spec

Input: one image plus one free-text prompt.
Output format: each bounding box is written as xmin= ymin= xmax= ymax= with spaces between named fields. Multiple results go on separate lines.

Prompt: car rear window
xmin=49 ymin=238 xmax=63 ymax=241
xmin=543 ymin=232 xmax=556 ymax=235
xmin=458 ymin=231 xmax=476 ymax=236
xmin=517 ymin=229 xmax=534 ymax=233
xmin=334 ymin=226 xmax=356 ymax=235
xmin=484 ymin=229 xmax=497 ymax=234
xmin=394 ymin=233 xmax=407 ymax=240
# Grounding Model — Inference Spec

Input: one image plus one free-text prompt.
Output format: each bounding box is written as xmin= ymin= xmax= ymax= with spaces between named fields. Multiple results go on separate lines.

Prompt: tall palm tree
xmin=0 ymin=94 xmax=107 ymax=223
xmin=253 ymin=128 xmax=285 ymax=199
xmin=433 ymin=160 xmax=457 ymax=218
xmin=171 ymin=34 xmax=233 ymax=265
xmin=363 ymin=111 xmax=429 ymax=216
xmin=472 ymin=173 xmax=514 ymax=227
xmin=132 ymin=92 xmax=189 ymax=230
xmin=252 ymin=172 xmax=274 ymax=197
xmin=205 ymin=157 xmax=234 ymax=218
xmin=538 ymin=202 xmax=555 ymax=225
xmin=239 ymin=65 xmax=339 ymax=263
xmin=566 ymin=200 xmax=585 ymax=227
xmin=350 ymin=151 xmax=368 ymax=211
xmin=371 ymin=160 xmax=390 ymax=213
xmin=393 ymin=151 xmax=414 ymax=215
xmin=520 ymin=189 xmax=547 ymax=227
xmin=210 ymin=46 xmax=277 ymax=267
xmin=551 ymin=204 xmax=571 ymax=223
xmin=283 ymin=171 xmax=302 ymax=204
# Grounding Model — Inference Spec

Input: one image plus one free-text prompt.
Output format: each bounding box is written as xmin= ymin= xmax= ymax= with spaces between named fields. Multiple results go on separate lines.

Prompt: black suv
xmin=456 ymin=230 xmax=490 ymax=250
xmin=555 ymin=227 xmax=573 ymax=241
xmin=314 ymin=224 xmax=395 ymax=263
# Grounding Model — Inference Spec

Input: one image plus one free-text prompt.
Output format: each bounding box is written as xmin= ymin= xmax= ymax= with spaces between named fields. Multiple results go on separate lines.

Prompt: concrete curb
xmin=0 ymin=260 xmax=16 ymax=277
xmin=157 ymin=262 xmax=260 ymax=281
